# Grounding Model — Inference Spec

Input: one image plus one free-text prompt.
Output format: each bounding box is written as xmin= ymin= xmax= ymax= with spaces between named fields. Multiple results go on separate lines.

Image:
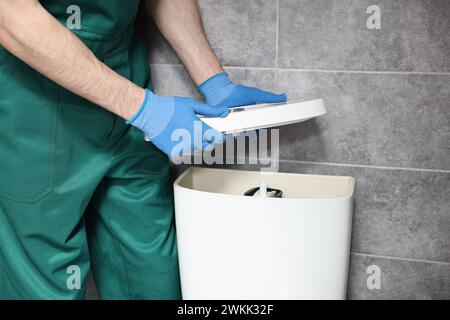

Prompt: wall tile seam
xmin=276 ymin=67 xmax=450 ymax=76
xmin=351 ymin=252 xmax=450 ymax=266
xmin=150 ymin=63 xmax=450 ymax=76
xmin=179 ymin=157 xmax=450 ymax=175
xmin=234 ymin=158 xmax=450 ymax=174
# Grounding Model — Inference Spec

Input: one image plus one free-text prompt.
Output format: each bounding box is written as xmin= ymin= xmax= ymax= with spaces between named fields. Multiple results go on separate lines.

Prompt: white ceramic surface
xmin=173 ymin=167 xmax=354 ymax=300
xmin=200 ymin=98 xmax=327 ymax=134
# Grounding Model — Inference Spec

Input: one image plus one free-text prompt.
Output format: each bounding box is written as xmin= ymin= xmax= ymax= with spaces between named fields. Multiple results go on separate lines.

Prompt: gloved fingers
xmin=217 ymin=107 xmax=230 ymax=118
xmin=251 ymin=88 xmax=288 ymax=104
xmin=191 ymin=100 xmax=230 ymax=118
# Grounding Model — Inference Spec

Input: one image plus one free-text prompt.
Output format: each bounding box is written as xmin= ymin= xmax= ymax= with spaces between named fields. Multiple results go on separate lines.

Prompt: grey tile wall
xmin=348 ymin=254 xmax=450 ymax=300
xmin=279 ymin=0 xmax=450 ymax=72
xmin=277 ymin=71 xmax=450 ymax=170
xmin=147 ymin=0 xmax=278 ymax=67
xmin=144 ymin=0 xmax=450 ymax=300
xmin=277 ymin=161 xmax=450 ymax=263
xmin=151 ymin=65 xmax=277 ymax=99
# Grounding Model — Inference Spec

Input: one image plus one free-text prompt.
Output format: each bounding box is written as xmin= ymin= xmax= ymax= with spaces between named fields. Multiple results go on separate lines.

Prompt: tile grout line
xmin=226 ymin=156 xmax=450 ymax=174
xmin=279 ymin=159 xmax=450 ymax=174
xmin=278 ymin=67 xmax=450 ymax=76
xmin=351 ymin=252 xmax=450 ymax=266
xmin=150 ymin=63 xmax=450 ymax=76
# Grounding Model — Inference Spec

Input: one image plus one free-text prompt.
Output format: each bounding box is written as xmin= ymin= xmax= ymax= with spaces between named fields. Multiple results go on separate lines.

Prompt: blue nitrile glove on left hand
xmin=127 ymin=89 xmax=228 ymax=157
xmin=198 ymin=71 xmax=287 ymax=109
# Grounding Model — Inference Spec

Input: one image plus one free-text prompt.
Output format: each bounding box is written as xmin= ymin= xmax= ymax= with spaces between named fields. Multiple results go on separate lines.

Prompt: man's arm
xmin=147 ymin=0 xmax=287 ymax=109
xmin=0 ymin=0 xmax=144 ymax=120
xmin=0 ymin=0 xmax=227 ymax=156
xmin=147 ymin=0 xmax=223 ymax=86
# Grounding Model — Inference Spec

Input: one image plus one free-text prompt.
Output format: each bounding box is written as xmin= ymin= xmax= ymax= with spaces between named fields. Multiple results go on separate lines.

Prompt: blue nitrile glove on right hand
xmin=198 ymin=71 xmax=287 ymax=109
xmin=127 ymin=89 xmax=229 ymax=157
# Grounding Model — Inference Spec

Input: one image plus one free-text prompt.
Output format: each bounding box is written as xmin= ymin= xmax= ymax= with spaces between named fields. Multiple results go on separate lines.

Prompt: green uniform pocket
xmin=0 ymin=56 xmax=57 ymax=203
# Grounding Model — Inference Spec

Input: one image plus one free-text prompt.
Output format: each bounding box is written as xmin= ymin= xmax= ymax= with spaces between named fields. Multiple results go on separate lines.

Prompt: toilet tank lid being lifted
xmin=199 ymin=98 xmax=327 ymax=134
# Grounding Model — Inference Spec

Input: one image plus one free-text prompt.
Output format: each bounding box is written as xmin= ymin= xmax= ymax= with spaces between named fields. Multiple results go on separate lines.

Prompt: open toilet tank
xmin=174 ymin=167 xmax=355 ymax=300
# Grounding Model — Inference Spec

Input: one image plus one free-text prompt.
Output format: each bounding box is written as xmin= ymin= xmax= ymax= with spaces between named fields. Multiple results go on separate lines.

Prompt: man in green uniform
xmin=0 ymin=0 xmax=286 ymax=299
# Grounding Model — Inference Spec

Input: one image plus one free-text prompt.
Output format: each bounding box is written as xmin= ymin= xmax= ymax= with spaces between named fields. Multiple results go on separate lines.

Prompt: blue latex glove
xmin=198 ymin=72 xmax=287 ymax=109
xmin=127 ymin=89 xmax=229 ymax=156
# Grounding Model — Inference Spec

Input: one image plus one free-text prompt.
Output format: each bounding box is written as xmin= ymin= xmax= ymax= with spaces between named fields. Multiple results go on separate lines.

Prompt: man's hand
xmin=148 ymin=0 xmax=288 ymax=109
xmin=127 ymin=90 xmax=229 ymax=156
xmin=198 ymin=72 xmax=287 ymax=109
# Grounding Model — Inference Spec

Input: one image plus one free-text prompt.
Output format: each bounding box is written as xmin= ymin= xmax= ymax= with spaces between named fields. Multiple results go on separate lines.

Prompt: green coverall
xmin=0 ymin=0 xmax=181 ymax=299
